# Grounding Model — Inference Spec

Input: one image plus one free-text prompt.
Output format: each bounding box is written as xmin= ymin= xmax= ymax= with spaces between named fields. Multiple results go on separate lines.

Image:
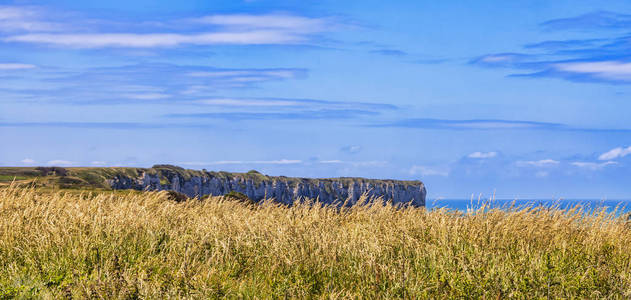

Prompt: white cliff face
xmin=107 ymin=168 xmax=426 ymax=207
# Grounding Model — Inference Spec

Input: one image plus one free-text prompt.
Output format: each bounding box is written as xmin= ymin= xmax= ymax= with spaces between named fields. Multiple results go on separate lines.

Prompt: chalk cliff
xmin=107 ymin=165 xmax=426 ymax=206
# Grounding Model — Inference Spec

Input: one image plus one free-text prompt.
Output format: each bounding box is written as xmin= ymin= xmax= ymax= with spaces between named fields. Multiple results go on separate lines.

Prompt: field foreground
xmin=1 ymin=187 xmax=631 ymax=298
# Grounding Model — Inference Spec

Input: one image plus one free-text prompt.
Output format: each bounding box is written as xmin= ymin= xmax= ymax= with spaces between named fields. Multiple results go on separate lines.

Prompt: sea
xmin=426 ymin=198 xmax=631 ymax=215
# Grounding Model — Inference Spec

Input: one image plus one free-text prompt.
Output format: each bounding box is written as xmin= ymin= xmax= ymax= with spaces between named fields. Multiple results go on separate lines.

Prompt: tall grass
xmin=1 ymin=186 xmax=631 ymax=298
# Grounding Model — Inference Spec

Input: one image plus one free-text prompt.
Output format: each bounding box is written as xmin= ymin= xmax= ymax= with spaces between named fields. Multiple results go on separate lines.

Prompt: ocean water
xmin=427 ymin=198 xmax=631 ymax=215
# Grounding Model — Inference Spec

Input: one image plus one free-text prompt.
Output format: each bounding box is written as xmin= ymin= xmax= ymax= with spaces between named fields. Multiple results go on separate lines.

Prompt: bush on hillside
xmin=224 ymin=191 xmax=256 ymax=205
xmin=36 ymin=167 xmax=68 ymax=177
xmin=164 ymin=190 xmax=188 ymax=202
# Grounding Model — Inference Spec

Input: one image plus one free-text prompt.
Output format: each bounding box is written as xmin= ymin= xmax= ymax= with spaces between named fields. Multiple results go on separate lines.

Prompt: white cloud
xmin=479 ymin=54 xmax=519 ymax=63
xmin=192 ymin=14 xmax=328 ymax=33
xmin=0 ymin=6 xmax=25 ymax=19
xmin=468 ymin=151 xmax=498 ymax=159
xmin=47 ymin=160 xmax=74 ymax=166
xmin=571 ymin=161 xmax=617 ymax=170
xmin=598 ymin=146 xmax=631 ymax=161
xmin=409 ymin=165 xmax=449 ymax=177
xmin=555 ymin=61 xmax=631 ymax=81
xmin=0 ymin=6 xmax=64 ymax=32
xmin=90 ymin=161 xmax=107 ymax=166
xmin=1 ymin=11 xmax=335 ymax=48
xmin=20 ymin=158 xmax=36 ymax=164
xmin=516 ymin=159 xmax=560 ymax=167
xmin=340 ymin=145 xmax=362 ymax=154
xmin=0 ymin=63 xmax=36 ymax=70
xmin=457 ymin=122 xmax=537 ymax=129
xmin=194 ymin=98 xmax=300 ymax=107
xmin=4 ymin=31 xmax=305 ymax=48
xmin=188 ymin=70 xmax=298 ymax=79
xmin=320 ymin=160 xmax=344 ymax=164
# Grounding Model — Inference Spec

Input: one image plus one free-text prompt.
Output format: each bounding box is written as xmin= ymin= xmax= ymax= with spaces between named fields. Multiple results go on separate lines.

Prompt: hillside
xmin=0 ymin=165 xmax=426 ymax=206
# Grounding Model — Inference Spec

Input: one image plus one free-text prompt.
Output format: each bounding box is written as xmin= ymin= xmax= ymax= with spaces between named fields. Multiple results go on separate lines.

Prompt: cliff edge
xmin=0 ymin=165 xmax=426 ymax=206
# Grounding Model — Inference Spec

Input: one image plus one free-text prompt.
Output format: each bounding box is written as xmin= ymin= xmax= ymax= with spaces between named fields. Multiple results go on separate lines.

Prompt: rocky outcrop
xmin=106 ymin=165 xmax=426 ymax=207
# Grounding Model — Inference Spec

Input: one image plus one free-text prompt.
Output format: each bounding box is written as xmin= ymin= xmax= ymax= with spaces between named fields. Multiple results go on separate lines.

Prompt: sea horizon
xmin=428 ymin=198 xmax=631 ymax=213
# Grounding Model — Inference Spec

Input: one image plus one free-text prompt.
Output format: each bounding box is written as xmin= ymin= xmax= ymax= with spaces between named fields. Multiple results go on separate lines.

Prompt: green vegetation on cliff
xmin=0 ymin=167 xmax=143 ymax=189
xmin=0 ymin=165 xmax=423 ymax=191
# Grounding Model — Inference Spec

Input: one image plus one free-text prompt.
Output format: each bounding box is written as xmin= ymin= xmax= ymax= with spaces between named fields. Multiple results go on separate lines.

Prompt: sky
xmin=2 ymin=0 xmax=631 ymax=199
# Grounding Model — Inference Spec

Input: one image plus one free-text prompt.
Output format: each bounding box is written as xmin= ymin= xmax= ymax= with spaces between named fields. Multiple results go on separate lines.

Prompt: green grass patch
xmin=0 ymin=175 xmax=29 ymax=182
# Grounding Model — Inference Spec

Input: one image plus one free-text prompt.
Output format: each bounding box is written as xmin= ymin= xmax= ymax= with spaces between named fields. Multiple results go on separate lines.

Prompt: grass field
xmin=1 ymin=186 xmax=631 ymax=298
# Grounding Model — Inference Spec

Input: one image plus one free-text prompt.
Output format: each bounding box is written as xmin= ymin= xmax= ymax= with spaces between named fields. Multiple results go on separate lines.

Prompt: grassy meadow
xmin=1 ymin=185 xmax=631 ymax=298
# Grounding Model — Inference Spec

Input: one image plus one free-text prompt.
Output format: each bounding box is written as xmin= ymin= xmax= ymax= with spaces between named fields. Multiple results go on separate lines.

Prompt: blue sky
xmin=2 ymin=0 xmax=631 ymax=199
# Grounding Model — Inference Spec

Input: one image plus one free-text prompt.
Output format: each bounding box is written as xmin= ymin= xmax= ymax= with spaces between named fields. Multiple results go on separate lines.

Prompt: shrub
xmin=164 ymin=190 xmax=188 ymax=202
xmin=57 ymin=176 xmax=88 ymax=189
xmin=224 ymin=191 xmax=256 ymax=205
xmin=35 ymin=167 xmax=68 ymax=177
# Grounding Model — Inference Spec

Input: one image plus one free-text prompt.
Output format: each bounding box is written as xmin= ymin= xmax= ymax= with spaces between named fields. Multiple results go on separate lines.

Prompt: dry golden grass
xmin=1 ymin=185 xmax=631 ymax=298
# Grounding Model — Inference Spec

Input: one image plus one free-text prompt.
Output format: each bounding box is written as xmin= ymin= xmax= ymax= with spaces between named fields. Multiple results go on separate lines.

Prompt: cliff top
xmin=0 ymin=165 xmax=423 ymax=190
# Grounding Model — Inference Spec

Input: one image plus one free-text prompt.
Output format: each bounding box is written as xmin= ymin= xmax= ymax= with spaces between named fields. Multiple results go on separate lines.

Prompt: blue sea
xmin=427 ymin=198 xmax=631 ymax=215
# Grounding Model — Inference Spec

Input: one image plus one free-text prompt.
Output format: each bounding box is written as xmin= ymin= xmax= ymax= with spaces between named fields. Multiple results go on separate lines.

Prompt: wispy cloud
xmin=187 ymin=69 xmax=299 ymax=79
xmin=598 ymin=146 xmax=631 ymax=160
xmin=4 ymin=31 xmax=307 ymax=48
xmin=1 ymin=93 xmax=398 ymax=126
xmin=0 ymin=122 xmax=196 ymax=129
xmin=320 ymin=160 xmax=343 ymax=164
xmin=524 ymin=38 xmax=607 ymax=51
xmin=468 ymin=152 xmax=498 ymax=159
xmin=1 ymin=8 xmax=338 ymax=48
xmin=193 ymin=98 xmax=298 ymax=107
xmin=471 ymin=53 xmax=535 ymax=68
xmin=47 ymin=159 xmax=75 ymax=166
xmin=413 ymin=58 xmax=451 ymax=65
xmin=477 ymin=57 xmax=631 ymax=84
xmin=163 ymin=96 xmax=395 ymax=123
xmin=541 ymin=11 xmax=631 ymax=31
xmin=553 ymin=61 xmax=631 ymax=81
xmin=0 ymin=63 xmax=36 ymax=70
xmin=191 ymin=97 xmax=395 ymax=110
xmin=167 ymin=109 xmax=380 ymax=121
xmin=375 ymin=118 xmax=564 ymax=130
xmin=20 ymin=158 xmax=36 ymax=164
xmin=371 ymin=49 xmax=407 ymax=57
xmin=54 ymin=64 xmax=307 ymax=89
xmin=0 ymin=5 xmax=65 ymax=33
xmin=516 ymin=159 xmax=560 ymax=167
xmin=0 ymin=64 xmax=309 ymax=105
xmin=471 ymin=11 xmax=631 ymax=85
xmin=571 ymin=161 xmax=618 ymax=170
xmin=191 ymin=14 xmax=330 ymax=33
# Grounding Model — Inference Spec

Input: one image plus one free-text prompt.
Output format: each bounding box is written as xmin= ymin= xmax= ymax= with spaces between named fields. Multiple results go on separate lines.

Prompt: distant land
xmin=0 ymin=165 xmax=426 ymax=206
